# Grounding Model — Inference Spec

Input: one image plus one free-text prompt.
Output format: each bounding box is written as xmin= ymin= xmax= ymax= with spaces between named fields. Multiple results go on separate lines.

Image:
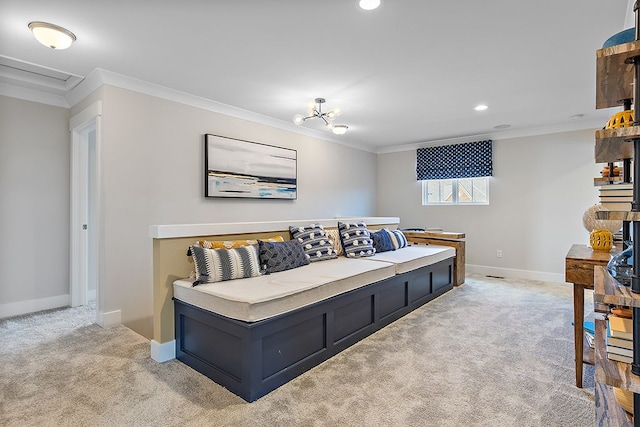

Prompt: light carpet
xmin=0 ymin=275 xmax=595 ymax=426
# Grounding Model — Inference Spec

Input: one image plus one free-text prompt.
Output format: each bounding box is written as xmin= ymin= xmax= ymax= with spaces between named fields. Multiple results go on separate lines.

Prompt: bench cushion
xmin=174 ymin=257 xmax=395 ymax=322
xmin=367 ymin=245 xmax=455 ymax=274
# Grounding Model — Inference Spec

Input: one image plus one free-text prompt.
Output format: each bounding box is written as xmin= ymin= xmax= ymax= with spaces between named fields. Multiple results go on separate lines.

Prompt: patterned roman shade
xmin=416 ymin=140 xmax=493 ymax=180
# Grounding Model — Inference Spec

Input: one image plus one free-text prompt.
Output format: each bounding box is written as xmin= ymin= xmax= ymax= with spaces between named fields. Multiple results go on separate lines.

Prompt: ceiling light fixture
xmin=359 ymin=0 xmax=381 ymax=10
xmin=293 ymin=98 xmax=349 ymax=135
xmin=474 ymin=104 xmax=488 ymax=111
xmin=28 ymin=21 xmax=76 ymax=50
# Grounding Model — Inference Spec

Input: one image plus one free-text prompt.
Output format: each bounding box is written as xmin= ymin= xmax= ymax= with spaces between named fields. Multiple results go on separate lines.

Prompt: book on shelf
xmin=607 ymin=344 xmax=633 ymax=358
xmin=607 ymin=334 xmax=633 ymax=350
xmin=599 ymin=190 xmax=633 ymax=197
xmin=609 ymin=314 xmax=633 ymax=340
xmin=585 ymin=331 xmax=595 ymax=348
xmin=600 ymin=182 xmax=633 ymax=189
xmin=599 ymin=196 xmax=633 ymax=202
xmin=600 ymin=202 xmax=632 ymax=211
xmin=583 ymin=321 xmax=595 ymax=336
xmin=607 ymin=352 xmax=633 ymax=364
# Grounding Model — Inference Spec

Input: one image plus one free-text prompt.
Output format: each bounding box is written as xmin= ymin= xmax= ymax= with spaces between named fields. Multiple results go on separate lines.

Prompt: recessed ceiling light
xmin=359 ymin=0 xmax=381 ymax=10
xmin=494 ymin=124 xmax=511 ymax=129
xmin=474 ymin=104 xmax=488 ymax=111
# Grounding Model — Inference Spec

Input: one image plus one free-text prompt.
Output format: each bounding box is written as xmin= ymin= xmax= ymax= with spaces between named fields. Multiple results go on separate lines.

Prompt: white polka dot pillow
xmin=289 ymin=224 xmax=338 ymax=262
xmin=337 ymin=221 xmax=376 ymax=258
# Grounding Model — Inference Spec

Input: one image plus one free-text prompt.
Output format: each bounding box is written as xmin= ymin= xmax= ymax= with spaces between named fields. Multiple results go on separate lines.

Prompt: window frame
xmin=421 ymin=176 xmax=490 ymax=206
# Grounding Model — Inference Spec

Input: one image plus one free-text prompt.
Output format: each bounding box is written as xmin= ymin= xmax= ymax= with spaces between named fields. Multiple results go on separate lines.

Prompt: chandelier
xmin=293 ymin=98 xmax=349 ymax=135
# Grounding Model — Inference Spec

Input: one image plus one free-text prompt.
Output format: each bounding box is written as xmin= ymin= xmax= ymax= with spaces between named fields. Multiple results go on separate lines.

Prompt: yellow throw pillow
xmin=195 ymin=236 xmax=284 ymax=250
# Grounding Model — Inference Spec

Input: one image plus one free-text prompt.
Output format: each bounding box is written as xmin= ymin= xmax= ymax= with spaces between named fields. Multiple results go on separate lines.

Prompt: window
xmin=422 ymin=177 xmax=489 ymax=205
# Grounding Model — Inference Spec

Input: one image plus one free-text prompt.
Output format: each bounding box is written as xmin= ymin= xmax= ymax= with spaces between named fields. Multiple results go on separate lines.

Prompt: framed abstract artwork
xmin=204 ymin=134 xmax=297 ymax=199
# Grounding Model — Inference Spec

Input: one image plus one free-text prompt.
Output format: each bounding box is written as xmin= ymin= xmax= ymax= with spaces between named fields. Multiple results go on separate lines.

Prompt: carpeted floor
xmin=0 ymin=275 xmax=596 ymax=426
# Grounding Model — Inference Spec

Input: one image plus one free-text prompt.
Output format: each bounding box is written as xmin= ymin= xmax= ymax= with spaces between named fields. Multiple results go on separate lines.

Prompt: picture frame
xmin=204 ymin=134 xmax=297 ymax=199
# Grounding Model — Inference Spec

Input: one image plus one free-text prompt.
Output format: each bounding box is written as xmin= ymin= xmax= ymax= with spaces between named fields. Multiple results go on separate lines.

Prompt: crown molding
xmin=66 ymin=68 xmax=377 ymax=153
xmin=0 ymin=81 xmax=69 ymax=108
xmin=375 ymin=116 xmax=610 ymax=154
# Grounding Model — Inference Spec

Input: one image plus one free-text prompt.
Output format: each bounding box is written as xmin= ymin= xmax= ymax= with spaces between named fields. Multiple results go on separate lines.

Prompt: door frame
xmin=70 ymin=101 xmax=102 ymax=315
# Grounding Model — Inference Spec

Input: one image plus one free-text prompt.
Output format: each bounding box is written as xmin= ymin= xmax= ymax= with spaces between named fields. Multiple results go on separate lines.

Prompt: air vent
xmin=0 ymin=55 xmax=83 ymax=96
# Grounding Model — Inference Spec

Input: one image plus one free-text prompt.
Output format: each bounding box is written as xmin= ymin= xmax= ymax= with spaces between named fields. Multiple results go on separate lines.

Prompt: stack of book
xmin=599 ymin=183 xmax=633 ymax=212
xmin=584 ymin=321 xmax=595 ymax=349
xmin=606 ymin=314 xmax=633 ymax=363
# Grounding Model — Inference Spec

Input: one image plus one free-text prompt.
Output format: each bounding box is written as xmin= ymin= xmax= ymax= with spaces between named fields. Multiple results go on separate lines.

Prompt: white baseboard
xmin=151 ymin=339 xmax=176 ymax=362
xmin=466 ymin=264 xmax=565 ymax=284
xmin=97 ymin=309 xmax=121 ymax=328
xmin=0 ymin=294 xmax=71 ymax=319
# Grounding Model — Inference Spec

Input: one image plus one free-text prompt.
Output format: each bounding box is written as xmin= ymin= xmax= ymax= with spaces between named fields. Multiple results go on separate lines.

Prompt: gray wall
xmin=0 ymin=95 xmax=70 ymax=312
xmin=377 ymin=129 xmax=601 ymax=282
xmin=72 ymin=86 xmax=378 ymax=337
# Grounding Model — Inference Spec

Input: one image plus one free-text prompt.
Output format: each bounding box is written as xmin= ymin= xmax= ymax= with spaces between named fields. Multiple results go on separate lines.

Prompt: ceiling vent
xmin=0 ymin=55 xmax=83 ymax=96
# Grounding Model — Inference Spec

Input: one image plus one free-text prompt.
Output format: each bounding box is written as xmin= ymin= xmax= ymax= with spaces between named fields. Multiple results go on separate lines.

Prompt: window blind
xmin=416 ymin=140 xmax=492 ymax=180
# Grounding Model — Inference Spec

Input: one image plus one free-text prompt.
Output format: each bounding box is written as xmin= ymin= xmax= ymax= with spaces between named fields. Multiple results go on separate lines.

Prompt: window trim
xmin=421 ymin=177 xmax=490 ymax=206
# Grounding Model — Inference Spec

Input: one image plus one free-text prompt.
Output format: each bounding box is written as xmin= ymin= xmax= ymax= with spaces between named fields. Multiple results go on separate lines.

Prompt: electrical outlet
xmin=496 ymin=250 xmax=503 ymax=258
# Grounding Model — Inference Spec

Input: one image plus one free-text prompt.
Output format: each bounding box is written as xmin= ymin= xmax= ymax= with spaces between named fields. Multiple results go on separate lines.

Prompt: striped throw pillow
xmin=189 ymin=244 xmax=261 ymax=285
xmin=338 ymin=221 xmax=375 ymax=258
xmin=289 ymin=223 xmax=338 ymax=262
xmin=385 ymin=229 xmax=408 ymax=250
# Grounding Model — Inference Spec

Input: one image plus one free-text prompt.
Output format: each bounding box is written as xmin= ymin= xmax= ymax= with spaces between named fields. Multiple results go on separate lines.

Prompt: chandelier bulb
xmin=293 ymin=114 xmax=305 ymax=126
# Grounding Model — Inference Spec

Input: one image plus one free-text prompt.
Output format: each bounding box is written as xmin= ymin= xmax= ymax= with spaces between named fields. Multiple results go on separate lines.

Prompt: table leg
xmin=573 ymin=283 xmax=584 ymax=388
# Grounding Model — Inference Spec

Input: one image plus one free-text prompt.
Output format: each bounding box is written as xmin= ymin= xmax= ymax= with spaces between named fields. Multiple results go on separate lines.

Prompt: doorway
xmin=70 ymin=101 xmax=102 ymax=320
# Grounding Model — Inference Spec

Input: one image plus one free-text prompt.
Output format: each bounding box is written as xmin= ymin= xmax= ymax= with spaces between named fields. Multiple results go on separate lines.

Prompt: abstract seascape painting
xmin=205 ymin=134 xmax=297 ymax=199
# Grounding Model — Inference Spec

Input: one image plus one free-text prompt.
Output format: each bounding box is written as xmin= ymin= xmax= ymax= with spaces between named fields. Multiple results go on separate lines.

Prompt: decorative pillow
xmin=370 ymin=229 xmax=395 ymax=253
xmin=385 ymin=229 xmax=408 ymax=250
xmin=325 ymin=229 xmax=344 ymax=256
xmin=195 ymin=236 xmax=283 ymax=249
xmin=189 ymin=244 xmax=261 ymax=285
xmin=338 ymin=221 xmax=375 ymax=258
xmin=289 ymin=224 xmax=338 ymax=262
xmin=258 ymin=239 xmax=310 ymax=274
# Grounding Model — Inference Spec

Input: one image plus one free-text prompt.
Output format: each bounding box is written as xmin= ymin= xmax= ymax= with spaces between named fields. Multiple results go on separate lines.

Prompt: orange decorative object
xmin=605 ymin=110 xmax=634 ymax=129
xmin=589 ymin=229 xmax=614 ymax=252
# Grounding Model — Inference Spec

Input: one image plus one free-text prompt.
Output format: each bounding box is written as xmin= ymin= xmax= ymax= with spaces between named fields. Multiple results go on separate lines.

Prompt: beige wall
xmin=377 ymin=129 xmax=601 ymax=281
xmin=0 ymin=95 xmax=70 ymax=308
xmin=84 ymin=86 xmax=378 ymax=337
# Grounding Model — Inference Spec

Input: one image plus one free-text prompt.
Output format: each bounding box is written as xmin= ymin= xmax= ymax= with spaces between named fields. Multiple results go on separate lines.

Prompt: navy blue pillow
xmin=371 ymin=229 xmax=394 ymax=253
xmin=258 ymin=239 xmax=310 ymax=274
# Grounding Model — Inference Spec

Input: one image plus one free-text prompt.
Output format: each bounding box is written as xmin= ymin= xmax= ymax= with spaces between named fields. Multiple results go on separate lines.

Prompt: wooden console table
xmin=565 ymin=243 xmax=619 ymax=388
xmin=404 ymin=231 xmax=465 ymax=286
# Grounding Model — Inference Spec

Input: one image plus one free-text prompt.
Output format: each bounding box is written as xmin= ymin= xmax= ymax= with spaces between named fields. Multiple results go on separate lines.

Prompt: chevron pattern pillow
xmin=189 ymin=244 xmax=261 ymax=285
xmin=289 ymin=223 xmax=338 ymax=262
xmin=338 ymin=221 xmax=375 ymax=258
xmin=258 ymin=239 xmax=310 ymax=274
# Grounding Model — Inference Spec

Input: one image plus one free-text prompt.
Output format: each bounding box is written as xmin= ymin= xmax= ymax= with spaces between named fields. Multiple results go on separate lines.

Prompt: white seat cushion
xmin=367 ymin=245 xmax=455 ymax=274
xmin=174 ymin=257 xmax=395 ymax=322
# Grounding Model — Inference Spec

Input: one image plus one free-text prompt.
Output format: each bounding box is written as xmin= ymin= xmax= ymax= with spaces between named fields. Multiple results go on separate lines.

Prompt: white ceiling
xmin=0 ymin=0 xmax=633 ymax=152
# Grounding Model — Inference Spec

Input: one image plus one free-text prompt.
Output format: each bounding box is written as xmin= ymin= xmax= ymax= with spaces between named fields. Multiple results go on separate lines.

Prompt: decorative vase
xmin=589 ymin=229 xmax=614 ymax=252
xmin=608 ymin=244 xmax=633 ymax=285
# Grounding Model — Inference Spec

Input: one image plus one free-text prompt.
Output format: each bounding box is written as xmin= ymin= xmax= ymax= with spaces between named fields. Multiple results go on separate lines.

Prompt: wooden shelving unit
xmin=592 ymin=19 xmax=640 ymax=425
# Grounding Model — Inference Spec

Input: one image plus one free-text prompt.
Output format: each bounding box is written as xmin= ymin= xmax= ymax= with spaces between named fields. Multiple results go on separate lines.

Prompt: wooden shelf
xmin=596 ymin=382 xmax=634 ymax=426
xmin=596 ymin=210 xmax=640 ymax=221
xmin=594 ymin=266 xmax=640 ymax=308
xmin=595 ymin=318 xmax=640 ymax=394
xmin=596 ymin=40 xmax=640 ymax=109
xmin=595 ymin=128 xmax=640 ymax=163
xmin=595 ymin=176 xmax=627 ymax=185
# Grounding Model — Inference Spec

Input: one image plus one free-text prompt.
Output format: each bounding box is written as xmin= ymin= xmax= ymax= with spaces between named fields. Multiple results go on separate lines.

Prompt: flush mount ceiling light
xmin=359 ymin=0 xmax=381 ymax=10
xmin=28 ymin=21 xmax=76 ymax=49
xmin=293 ymin=98 xmax=349 ymax=135
xmin=474 ymin=104 xmax=489 ymax=111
